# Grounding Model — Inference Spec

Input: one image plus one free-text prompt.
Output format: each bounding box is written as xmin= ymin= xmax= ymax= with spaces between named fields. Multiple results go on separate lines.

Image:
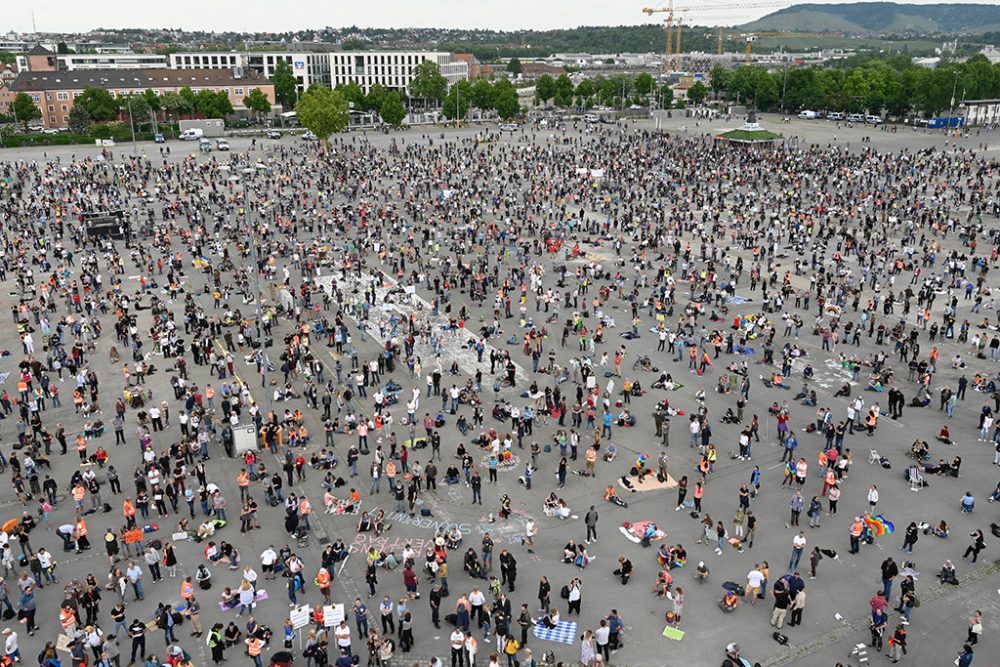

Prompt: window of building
xmin=62 ymin=115 xmax=69 ymax=123
xmin=235 ymin=88 xmax=244 ymax=96
xmin=56 ymin=92 xmax=68 ymax=100
xmin=47 ymin=105 xmax=54 ymax=112
xmin=48 ymin=116 xmax=55 ymax=123
xmin=31 ymin=94 xmax=39 ymax=102
xmin=61 ymin=105 xmax=67 ymax=112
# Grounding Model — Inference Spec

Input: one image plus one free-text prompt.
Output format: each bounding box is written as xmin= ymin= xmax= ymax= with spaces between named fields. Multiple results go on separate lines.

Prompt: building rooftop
xmin=12 ymin=67 xmax=268 ymax=92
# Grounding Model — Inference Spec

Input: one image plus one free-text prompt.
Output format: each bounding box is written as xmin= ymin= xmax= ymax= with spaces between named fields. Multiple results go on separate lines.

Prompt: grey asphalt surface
xmin=1 ymin=115 xmax=999 ymax=667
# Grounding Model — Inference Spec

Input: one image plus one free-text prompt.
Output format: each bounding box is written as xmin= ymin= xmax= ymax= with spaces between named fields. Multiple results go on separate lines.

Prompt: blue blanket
xmin=533 ymin=619 xmax=578 ymax=645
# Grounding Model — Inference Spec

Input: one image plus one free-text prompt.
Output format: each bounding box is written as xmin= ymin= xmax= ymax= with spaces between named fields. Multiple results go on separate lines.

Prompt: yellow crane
xmin=643 ymin=4 xmax=674 ymax=75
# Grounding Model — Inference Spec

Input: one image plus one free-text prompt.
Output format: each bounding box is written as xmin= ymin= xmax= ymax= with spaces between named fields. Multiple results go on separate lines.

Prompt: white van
xmin=583 ymin=114 xmax=600 ymax=124
xmin=797 ymin=110 xmax=817 ymax=120
xmin=179 ymin=128 xmax=204 ymax=141
xmin=827 ymin=111 xmax=845 ymax=121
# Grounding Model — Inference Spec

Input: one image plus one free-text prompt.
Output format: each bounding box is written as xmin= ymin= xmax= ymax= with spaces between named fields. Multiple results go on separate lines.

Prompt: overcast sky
xmin=9 ymin=0 xmax=994 ymax=33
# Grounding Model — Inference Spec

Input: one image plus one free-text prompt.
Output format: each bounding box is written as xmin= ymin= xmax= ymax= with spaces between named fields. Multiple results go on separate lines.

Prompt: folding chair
xmin=868 ymin=449 xmax=880 ymax=465
xmin=909 ymin=470 xmax=923 ymax=492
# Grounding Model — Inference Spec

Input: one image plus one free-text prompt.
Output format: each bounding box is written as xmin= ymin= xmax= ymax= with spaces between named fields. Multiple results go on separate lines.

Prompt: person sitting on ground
xmin=936 ymin=425 xmax=953 ymax=444
xmin=445 ymin=526 xmax=462 ymax=550
xmin=937 ymin=560 xmax=959 ymax=585
xmin=651 ymin=568 xmax=672 ymax=597
xmin=961 ymin=491 xmax=975 ymax=512
xmin=197 ymin=521 xmax=216 ymax=541
xmin=614 ymin=556 xmax=634 ymax=585
xmin=695 ymin=561 xmax=710 ymax=582
xmin=542 ymin=607 xmax=560 ymax=629
xmin=604 ymin=486 xmax=627 ymax=508
xmin=562 ymin=541 xmax=579 ymax=564
xmin=910 ymin=440 xmax=931 ymax=461
xmin=444 ymin=466 xmax=461 ymax=484
xmin=575 ymin=545 xmax=590 ymax=570
xmin=989 ymin=481 xmax=1000 ymax=503
xmin=720 ymin=589 xmax=739 ymax=612
xmin=543 ymin=493 xmax=560 ymax=514
xmin=357 ymin=511 xmax=373 ymax=533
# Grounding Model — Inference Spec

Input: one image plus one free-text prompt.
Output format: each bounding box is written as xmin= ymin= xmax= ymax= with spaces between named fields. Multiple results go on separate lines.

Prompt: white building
xmin=328 ymin=52 xmax=467 ymax=93
xmin=56 ymin=53 xmax=167 ymax=70
xmin=169 ymin=51 xmax=329 ymax=95
xmin=169 ymin=50 xmax=466 ymax=97
xmin=962 ymin=99 xmax=1000 ymax=126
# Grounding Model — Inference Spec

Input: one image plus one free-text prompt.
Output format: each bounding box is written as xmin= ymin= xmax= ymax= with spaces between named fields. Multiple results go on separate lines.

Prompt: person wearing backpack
xmin=502 ymin=634 xmax=519 ymax=667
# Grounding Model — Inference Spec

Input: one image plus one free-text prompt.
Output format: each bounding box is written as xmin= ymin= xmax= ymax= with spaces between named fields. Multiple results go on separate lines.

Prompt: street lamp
xmin=125 ymin=94 xmax=138 ymax=158
xmin=948 ymin=70 xmax=960 ymax=130
xmin=229 ymin=167 xmax=273 ymax=413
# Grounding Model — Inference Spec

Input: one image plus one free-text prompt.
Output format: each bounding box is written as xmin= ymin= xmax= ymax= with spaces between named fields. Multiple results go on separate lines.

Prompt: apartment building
xmin=11 ymin=68 xmax=275 ymax=128
xmin=328 ymin=51 xmax=467 ymax=93
xmin=169 ymin=51 xmax=329 ymax=96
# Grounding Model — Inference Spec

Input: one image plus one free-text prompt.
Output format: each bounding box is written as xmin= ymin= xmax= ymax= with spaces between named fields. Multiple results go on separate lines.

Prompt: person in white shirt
xmin=334 ymin=621 xmax=352 ymax=654
xmin=260 ymin=546 xmax=278 ymax=580
xmin=3 ymin=628 xmax=19 ymax=663
xmin=745 ymin=565 xmax=765 ymax=604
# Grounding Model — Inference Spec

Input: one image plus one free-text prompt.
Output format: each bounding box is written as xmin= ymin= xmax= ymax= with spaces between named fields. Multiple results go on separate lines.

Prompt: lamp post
xmin=125 ymin=94 xmax=138 ymax=157
xmin=948 ymin=70 xmax=960 ymax=131
xmin=230 ymin=167 xmax=272 ymax=413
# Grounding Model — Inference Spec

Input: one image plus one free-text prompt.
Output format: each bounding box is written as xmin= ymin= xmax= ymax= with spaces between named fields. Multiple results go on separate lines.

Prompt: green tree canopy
xmin=536 ymin=75 xmax=557 ymax=105
xmin=74 ymin=87 xmax=119 ymax=122
xmin=295 ymin=84 xmax=349 ymax=142
xmin=492 ymin=79 xmax=521 ymax=120
xmin=470 ymin=79 xmax=496 ymax=110
xmin=243 ymin=88 xmax=272 ymax=118
xmin=335 ymin=81 xmax=366 ymax=110
xmin=507 ymin=57 xmax=522 ymax=75
xmin=634 ymin=72 xmax=655 ymax=98
xmin=687 ymin=81 xmax=708 ymax=106
xmin=10 ymin=93 xmax=41 ymax=128
xmin=442 ymin=80 xmax=472 ymax=120
xmin=409 ymin=61 xmax=448 ymax=105
xmin=554 ymin=74 xmax=575 ymax=107
xmin=67 ymin=104 xmax=92 ymax=134
xmin=271 ymin=59 xmax=298 ymax=108
xmin=362 ymin=84 xmax=390 ymax=113
xmin=379 ymin=91 xmax=407 ymax=127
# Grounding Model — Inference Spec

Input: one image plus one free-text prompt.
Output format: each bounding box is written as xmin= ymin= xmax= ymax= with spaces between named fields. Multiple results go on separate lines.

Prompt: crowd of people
xmin=0 ymin=117 xmax=998 ymax=667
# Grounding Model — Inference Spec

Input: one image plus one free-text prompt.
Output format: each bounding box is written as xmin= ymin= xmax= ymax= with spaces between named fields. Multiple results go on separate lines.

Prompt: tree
xmin=470 ymin=79 xmax=496 ymax=110
xmin=57 ymin=42 xmax=71 ymax=54
xmin=9 ymin=93 xmax=40 ymax=129
xmin=179 ymin=87 xmax=198 ymax=113
xmin=575 ymin=79 xmax=596 ymax=107
xmin=554 ymin=74 xmax=575 ymax=107
xmin=123 ymin=94 xmax=150 ymax=130
xmin=271 ymin=59 xmax=298 ymax=108
xmin=335 ymin=81 xmax=365 ymax=110
xmin=507 ymin=57 xmax=523 ymax=75
xmin=634 ymin=72 xmax=655 ymax=98
xmin=73 ymin=87 xmax=119 ymax=122
xmin=709 ymin=64 xmax=729 ymax=96
xmin=142 ymin=88 xmax=161 ymax=113
xmin=492 ymin=79 xmax=521 ymax=120
xmin=658 ymin=84 xmax=674 ymax=109
xmin=295 ymin=84 xmax=349 ymax=142
xmin=409 ymin=61 xmax=448 ymax=108
xmin=362 ymin=84 xmax=389 ymax=113
xmin=687 ymin=81 xmax=708 ymax=105
xmin=341 ymin=38 xmax=367 ymax=51
xmin=159 ymin=91 xmax=188 ymax=125
xmin=535 ymin=75 xmax=557 ymax=105
xmin=243 ymin=88 xmax=272 ymax=120
xmin=67 ymin=104 xmax=92 ymax=134
xmin=379 ymin=91 xmax=407 ymax=127
xmin=442 ymin=80 xmax=472 ymax=121
xmin=195 ymin=89 xmax=233 ymax=118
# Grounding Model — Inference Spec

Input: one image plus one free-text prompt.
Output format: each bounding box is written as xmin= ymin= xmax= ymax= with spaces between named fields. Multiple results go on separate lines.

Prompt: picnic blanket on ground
xmin=533 ymin=619 xmax=578 ymax=644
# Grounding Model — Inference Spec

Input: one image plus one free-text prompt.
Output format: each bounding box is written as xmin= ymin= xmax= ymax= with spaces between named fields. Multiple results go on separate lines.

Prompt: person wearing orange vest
xmin=74 ymin=517 xmax=90 ymax=552
xmin=850 ymin=516 xmax=865 ymax=554
xmin=72 ymin=483 xmax=86 ymax=510
xmin=316 ymin=567 xmax=332 ymax=603
xmin=245 ymin=636 xmax=263 ymax=667
xmin=237 ymin=470 xmax=250 ymax=502
xmin=59 ymin=606 xmax=76 ymax=636
xmin=123 ymin=498 xmax=137 ymax=529
xmin=299 ymin=496 xmax=312 ymax=531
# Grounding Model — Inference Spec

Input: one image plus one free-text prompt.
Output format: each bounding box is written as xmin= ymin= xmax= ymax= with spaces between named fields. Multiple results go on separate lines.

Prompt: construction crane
xmin=642 ymin=4 xmax=674 ymax=75
xmin=740 ymin=31 xmax=841 ymax=63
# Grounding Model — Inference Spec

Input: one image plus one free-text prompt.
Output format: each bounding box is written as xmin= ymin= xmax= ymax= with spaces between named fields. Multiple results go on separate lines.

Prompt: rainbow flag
xmin=864 ymin=514 xmax=894 ymax=536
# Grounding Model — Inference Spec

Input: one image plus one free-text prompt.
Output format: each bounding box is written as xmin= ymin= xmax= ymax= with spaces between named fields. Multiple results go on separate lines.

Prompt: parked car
xmin=827 ymin=111 xmax=845 ymax=121
xmin=866 ymin=115 xmax=883 ymax=125
xmin=302 ymin=131 xmax=318 ymax=141
xmin=41 ymin=128 xmax=60 ymax=135
xmin=499 ymin=123 xmax=518 ymax=132
xmin=797 ymin=110 xmax=817 ymax=120
xmin=847 ymin=114 xmax=865 ymax=124
xmin=216 ymin=138 xmax=230 ymax=151
xmin=199 ymin=138 xmax=212 ymax=153
xmin=266 ymin=129 xmax=282 ymax=139
xmin=154 ymin=133 xmax=165 ymax=143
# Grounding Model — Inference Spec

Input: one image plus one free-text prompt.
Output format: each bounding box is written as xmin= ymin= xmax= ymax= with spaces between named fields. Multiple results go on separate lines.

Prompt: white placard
xmin=290 ymin=604 xmax=312 ymax=629
xmin=323 ymin=603 xmax=345 ymax=627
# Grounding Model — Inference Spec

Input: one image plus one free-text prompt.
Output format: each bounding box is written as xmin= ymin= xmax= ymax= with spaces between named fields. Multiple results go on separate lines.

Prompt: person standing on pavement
xmin=584 ymin=506 xmax=598 ymax=544
xmin=881 ymin=557 xmax=899 ymax=600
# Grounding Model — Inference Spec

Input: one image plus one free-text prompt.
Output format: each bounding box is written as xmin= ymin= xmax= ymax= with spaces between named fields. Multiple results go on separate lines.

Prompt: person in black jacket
xmin=499 ymin=550 xmax=516 ymax=592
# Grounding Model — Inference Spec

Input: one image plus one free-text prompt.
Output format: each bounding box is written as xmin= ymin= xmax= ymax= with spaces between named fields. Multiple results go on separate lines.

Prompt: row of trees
xmin=533 ymin=72 xmax=679 ymax=110
xmin=6 ymin=85 xmax=271 ymax=134
xmin=707 ymin=54 xmax=1000 ymax=116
